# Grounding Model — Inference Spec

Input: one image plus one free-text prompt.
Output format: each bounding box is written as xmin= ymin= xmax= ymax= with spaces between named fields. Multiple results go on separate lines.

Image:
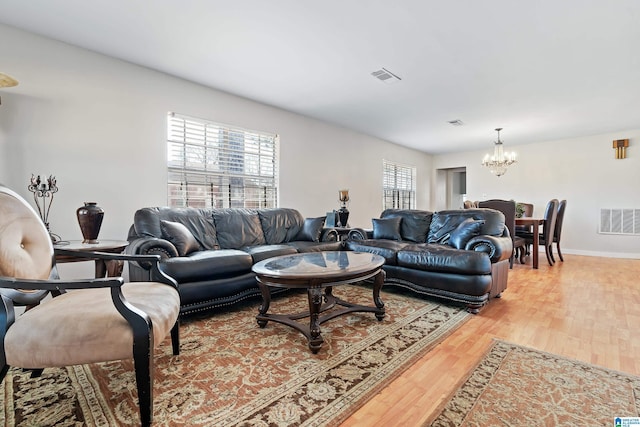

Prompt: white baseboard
xmin=536 ymin=248 xmax=640 ymax=260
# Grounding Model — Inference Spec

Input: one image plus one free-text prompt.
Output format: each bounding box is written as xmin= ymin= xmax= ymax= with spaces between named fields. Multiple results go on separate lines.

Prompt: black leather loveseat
xmin=126 ymin=207 xmax=341 ymax=316
xmin=345 ymin=208 xmax=512 ymax=313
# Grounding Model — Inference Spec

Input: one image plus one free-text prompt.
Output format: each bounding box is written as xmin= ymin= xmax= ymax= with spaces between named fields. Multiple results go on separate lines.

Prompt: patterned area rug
xmin=428 ymin=340 xmax=640 ymax=426
xmin=1 ymin=284 xmax=469 ymax=426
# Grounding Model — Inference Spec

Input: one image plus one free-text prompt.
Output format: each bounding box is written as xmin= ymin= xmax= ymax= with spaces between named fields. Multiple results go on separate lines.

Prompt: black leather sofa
xmin=126 ymin=207 xmax=341 ymax=316
xmin=126 ymin=206 xmax=512 ymax=316
xmin=345 ymin=208 xmax=512 ymax=313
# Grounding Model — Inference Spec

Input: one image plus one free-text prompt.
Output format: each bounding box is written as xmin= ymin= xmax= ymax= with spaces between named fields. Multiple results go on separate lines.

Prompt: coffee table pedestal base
xmin=256 ymin=272 xmax=385 ymax=354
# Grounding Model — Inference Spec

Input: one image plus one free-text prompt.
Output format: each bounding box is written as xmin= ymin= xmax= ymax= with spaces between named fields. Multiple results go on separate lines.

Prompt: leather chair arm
xmin=465 ymin=235 xmax=513 ymax=263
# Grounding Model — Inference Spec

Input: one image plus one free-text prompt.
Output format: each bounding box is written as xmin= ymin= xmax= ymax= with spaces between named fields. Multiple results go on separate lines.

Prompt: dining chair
xmin=518 ymin=199 xmax=559 ymax=266
xmin=0 ymin=184 xmax=180 ymax=427
xmin=553 ymin=199 xmax=567 ymax=262
xmin=514 ymin=202 xmax=534 ymax=256
xmin=477 ymin=199 xmax=524 ymax=268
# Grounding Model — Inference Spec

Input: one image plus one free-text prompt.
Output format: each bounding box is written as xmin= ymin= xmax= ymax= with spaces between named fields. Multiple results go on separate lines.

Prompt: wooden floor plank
xmin=339 ymin=255 xmax=640 ymax=426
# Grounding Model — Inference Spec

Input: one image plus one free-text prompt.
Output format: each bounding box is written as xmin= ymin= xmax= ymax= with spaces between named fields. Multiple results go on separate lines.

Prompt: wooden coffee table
xmin=252 ymin=251 xmax=386 ymax=353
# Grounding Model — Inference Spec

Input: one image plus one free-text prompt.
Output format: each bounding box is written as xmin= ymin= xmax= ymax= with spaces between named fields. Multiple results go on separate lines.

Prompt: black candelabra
xmin=28 ymin=174 xmax=61 ymax=243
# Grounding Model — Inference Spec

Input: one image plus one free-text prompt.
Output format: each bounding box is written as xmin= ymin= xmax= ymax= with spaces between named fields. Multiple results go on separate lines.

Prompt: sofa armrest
xmin=465 ymin=235 xmax=513 ymax=263
xmin=321 ymin=228 xmax=339 ymax=242
xmin=125 ymin=237 xmax=179 ymax=271
xmin=347 ymin=228 xmax=373 ymax=240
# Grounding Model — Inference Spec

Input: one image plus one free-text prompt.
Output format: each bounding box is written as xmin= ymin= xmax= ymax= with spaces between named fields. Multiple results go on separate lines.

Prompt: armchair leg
xmin=29 ymin=368 xmax=44 ymax=378
xmin=171 ymin=321 xmax=180 ymax=356
xmin=133 ymin=332 xmax=153 ymax=427
xmin=556 ymin=243 xmax=564 ymax=262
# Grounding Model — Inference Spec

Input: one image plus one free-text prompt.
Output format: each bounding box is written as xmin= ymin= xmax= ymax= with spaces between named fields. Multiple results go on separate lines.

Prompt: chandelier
xmin=481 ymin=128 xmax=516 ymax=177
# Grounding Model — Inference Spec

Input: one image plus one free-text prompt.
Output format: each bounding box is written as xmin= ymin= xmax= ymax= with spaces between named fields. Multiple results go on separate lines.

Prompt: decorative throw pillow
xmin=160 ymin=220 xmax=200 ymax=256
xmin=448 ymin=218 xmax=485 ymax=249
xmin=295 ymin=217 xmax=326 ymax=242
xmin=372 ymin=217 xmax=402 ymax=240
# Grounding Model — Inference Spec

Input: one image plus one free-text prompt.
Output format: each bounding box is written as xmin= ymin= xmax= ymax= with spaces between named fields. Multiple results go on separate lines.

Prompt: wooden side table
xmin=54 ymin=240 xmax=129 ymax=278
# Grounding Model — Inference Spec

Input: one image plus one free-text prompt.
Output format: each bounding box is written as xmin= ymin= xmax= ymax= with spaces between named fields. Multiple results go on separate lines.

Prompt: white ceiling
xmin=2 ymin=0 xmax=639 ymax=154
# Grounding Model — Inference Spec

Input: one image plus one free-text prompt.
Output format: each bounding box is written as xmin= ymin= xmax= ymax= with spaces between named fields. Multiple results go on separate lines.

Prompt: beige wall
xmin=2 ymin=22 xmax=637 ymax=271
xmin=432 ymin=131 xmax=640 ymax=258
xmin=0 ymin=24 xmax=431 ymax=253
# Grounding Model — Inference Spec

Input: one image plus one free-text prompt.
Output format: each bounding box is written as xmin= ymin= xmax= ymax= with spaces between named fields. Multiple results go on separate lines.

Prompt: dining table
xmin=515 ymin=218 xmax=545 ymax=269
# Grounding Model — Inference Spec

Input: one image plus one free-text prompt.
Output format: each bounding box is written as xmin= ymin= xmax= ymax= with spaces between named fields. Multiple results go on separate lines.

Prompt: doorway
xmin=434 ymin=167 xmax=467 ymax=210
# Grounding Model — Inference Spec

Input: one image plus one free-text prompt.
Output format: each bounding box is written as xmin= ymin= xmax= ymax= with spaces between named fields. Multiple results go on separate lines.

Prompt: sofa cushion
xmin=381 ymin=209 xmax=433 ymax=243
xmin=295 ymin=217 xmax=326 ymax=242
xmin=372 ymin=217 xmax=402 ymax=240
xmin=285 ymin=241 xmax=343 ymax=253
xmin=397 ymin=244 xmax=491 ymax=275
xmin=160 ymin=220 xmax=200 ymax=256
xmin=427 ymin=209 xmax=505 ymax=244
xmin=133 ymin=207 xmax=219 ymax=250
xmin=241 ymin=244 xmax=298 ymax=264
xmin=344 ymin=240 xmax=410 ymax=265
xmin=258 ymin=208 xmax=305 ymax=244
xmin=213 ymin=209 xmax=265 ymax=249
xmin=448 ymin=218 xmax=485 ymax=249
xmin=160 ymin=249 xmax=253 ymax=283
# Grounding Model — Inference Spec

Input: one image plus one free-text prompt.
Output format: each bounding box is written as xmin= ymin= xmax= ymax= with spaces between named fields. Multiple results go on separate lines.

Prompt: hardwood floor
xmin=340 ymin=254 xmax=640 ymax=426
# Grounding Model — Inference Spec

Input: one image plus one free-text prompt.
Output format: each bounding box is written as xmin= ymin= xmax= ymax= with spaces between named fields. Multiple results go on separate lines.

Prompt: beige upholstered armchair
xmin=0 ymin=185 xmax=180 ymax=426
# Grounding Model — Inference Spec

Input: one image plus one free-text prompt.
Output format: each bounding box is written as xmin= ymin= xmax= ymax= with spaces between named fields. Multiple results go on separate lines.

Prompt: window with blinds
xmin=167 ymin=112 xmax=279 ymax=209
xmin=383 ymin=160 xmax=416 ymax=210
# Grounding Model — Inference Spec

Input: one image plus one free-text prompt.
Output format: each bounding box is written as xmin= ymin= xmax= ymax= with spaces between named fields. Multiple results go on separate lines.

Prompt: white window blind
xmin=383 ymin=160 xmax=416 ymax=210
xmin=167 ymin=112 xmax=279 ymax=209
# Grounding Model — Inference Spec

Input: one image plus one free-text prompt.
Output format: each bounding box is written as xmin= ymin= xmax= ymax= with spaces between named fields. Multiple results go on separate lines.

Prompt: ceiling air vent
xmin=448 ymin=120 xmax=464 ymax=126
xmin=371 ymin=68 xmax=401 ymax=84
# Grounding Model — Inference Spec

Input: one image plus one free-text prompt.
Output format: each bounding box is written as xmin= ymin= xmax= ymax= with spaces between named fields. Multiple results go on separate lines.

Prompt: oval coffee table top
xmin=252 ymin=251 xmax=384 ymax=280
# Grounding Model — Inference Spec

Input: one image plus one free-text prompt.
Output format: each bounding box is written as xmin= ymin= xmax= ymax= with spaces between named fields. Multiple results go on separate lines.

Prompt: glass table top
xmin=252 ymin=251 xmax=384 ymax=279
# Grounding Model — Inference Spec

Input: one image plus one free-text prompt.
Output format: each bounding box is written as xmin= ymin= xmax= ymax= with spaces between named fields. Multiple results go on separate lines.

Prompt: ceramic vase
xmin=77 ymin=202 xmax=104 ymax=244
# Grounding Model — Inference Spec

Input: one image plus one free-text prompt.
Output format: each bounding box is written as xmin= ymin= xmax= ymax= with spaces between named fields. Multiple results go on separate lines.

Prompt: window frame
xmin=382 ymin=159 xmax=417 ymax=210
xmin=167 ymin=112 xmax=279 ymax=209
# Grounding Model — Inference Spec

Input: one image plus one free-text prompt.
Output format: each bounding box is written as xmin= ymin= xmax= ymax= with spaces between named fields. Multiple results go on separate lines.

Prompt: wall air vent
xmin=599 ymin=208 xmax=640 ymax=235
xmin=371 ymin=68 xmax=402 ymax=84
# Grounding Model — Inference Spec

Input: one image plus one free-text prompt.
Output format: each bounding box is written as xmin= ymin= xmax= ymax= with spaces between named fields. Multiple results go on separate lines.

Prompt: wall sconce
xmin=0 ymin=72 xmax=19 ymax=105
xmin=613 ymin=139 xmax=629 ymax=159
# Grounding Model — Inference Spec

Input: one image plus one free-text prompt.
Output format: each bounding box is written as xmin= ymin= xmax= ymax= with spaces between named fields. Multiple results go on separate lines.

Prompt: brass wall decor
xmin=613 ymin=139 xmax=629 ymax=159
xmin=0 ymin=72 xmax=18 ymax=88
xmin=0 ymin=72 xmax=19 ymax=105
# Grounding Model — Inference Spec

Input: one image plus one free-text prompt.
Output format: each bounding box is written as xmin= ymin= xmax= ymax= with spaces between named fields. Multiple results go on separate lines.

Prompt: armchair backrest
xmin=0 ymin=185 xmax=53 ymax=306
xmin=0 ymin=186 xmax=53 ymax=280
